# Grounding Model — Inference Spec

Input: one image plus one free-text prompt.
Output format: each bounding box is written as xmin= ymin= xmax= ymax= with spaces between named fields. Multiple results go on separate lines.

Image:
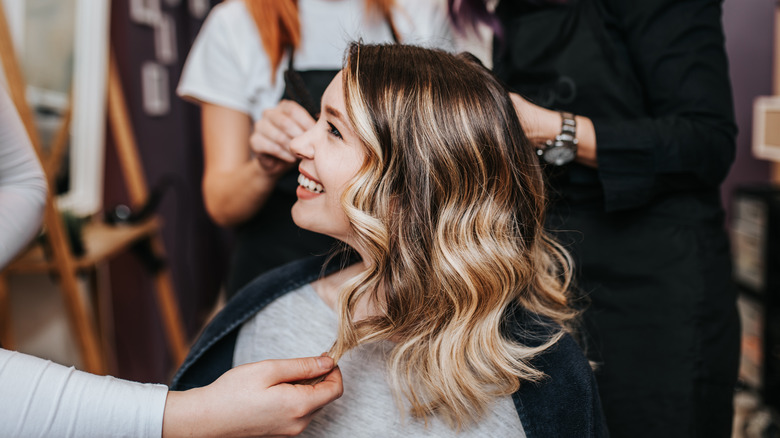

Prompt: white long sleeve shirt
xmin=0 ymin=86 xmax=47 ymax=269
xmin=0 ymin=348 xmax=168 ymax=437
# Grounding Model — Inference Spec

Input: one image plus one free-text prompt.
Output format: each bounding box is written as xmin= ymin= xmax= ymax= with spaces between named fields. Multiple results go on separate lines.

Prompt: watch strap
xmin=537 ymin=111 xmax=578 ymax=166
xmin=556 ymin=111 xmax=577 ymax=146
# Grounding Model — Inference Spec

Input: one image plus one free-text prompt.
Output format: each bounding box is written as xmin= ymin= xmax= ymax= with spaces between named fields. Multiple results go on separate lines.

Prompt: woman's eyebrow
xmin=325 ymin=105 xmax=346 ymax=124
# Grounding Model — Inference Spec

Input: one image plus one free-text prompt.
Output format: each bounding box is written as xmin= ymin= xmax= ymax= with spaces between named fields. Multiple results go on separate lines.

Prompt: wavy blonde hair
xmin=328 ymin=43 xmax=576 ymax=429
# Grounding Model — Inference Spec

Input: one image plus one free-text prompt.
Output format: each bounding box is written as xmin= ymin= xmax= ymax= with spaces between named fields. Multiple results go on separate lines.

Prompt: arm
xmin=0 ymin=87 xmax=47 ymax=269
xmin=0 ymin=348 xmax=168 ymax=437
xmin=200 ymin=103 xmax=283 ymax=226
xmin=593 ymin=0 xmax=735 ymax=211
xmin=510 ymin=93 xmax=598 ymax=168
xmin=0 ymin=349 xmax=342 ymax=438
xmin=510 ymin=0 xmax=735 ymax=212
xmin=202 ymin=99 xmax=315 ymax=226
xmin=179 ymin=3 xmax=298 ymax=227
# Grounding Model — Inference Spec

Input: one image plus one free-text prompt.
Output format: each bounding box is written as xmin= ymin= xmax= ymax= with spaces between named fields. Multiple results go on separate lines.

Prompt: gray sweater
xmin=235 ymin=283 xmax=526 ymax=437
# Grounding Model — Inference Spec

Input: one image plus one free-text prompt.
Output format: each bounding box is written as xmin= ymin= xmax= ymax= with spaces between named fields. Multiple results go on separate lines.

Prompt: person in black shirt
xmin=449 ymin=0 xmax=740 ymax=436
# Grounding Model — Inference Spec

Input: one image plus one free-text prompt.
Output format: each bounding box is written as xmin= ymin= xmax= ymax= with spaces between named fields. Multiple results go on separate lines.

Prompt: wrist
xmin=163 ymin=388 xmax=222 ymax=438
xmin=542 ymin=108 xmax=564 ymax=140
xmin=536 ymin=111 xmax=578 ymax=166
xmin=162 ymin=390 xmax=190 ymax=438
xmin=573 ymin=115 xmax=597 ymax=167
xmin=523 ymin=107 xmax=561 ymax=144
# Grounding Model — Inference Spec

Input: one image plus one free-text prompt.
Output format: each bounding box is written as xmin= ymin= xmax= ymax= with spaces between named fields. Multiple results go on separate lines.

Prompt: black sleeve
xmin=594 ymin=0 xmax=736 ymax=211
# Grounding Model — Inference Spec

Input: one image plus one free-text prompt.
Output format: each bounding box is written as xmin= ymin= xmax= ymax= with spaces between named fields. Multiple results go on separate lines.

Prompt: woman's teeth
xmin=298 ymin=174 xmax=324 ymax=194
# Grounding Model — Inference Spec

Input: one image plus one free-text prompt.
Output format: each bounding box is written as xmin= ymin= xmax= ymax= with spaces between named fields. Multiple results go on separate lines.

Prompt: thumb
xmin=260 ymin=356 xmax=335 ymax=385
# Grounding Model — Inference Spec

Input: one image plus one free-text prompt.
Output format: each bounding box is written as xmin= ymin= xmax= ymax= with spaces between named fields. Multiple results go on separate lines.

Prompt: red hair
xmin=243 ymin=0 xmax=397 ymax=76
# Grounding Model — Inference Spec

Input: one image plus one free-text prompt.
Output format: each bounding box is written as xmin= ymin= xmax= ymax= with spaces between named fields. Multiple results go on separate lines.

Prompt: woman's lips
xmin=296 ymin=169 xmax=324 ymax=199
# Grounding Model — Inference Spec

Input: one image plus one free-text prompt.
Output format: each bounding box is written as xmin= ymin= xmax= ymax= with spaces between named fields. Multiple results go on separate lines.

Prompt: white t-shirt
xmin=177 ymin=0 xmax=455 ymax=120
xmin=0 ymin=348 xmax=168 ymax=437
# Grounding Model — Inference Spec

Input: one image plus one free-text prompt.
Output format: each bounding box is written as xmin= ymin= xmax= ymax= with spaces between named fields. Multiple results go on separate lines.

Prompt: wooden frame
xmin=773 ymin=4 xmax=780 ymax=183
xmin=1 ymin=0 xmax=110 ymax=217
xmin=0 ymin=3 xmax=187 ymax=374
xmin=753 ymin=96 xmax=780 ymax=163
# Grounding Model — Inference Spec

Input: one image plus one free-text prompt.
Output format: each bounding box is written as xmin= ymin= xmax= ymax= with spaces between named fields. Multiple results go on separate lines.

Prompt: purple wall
xmin=106 ymin=0 xmax=226 ymax=383
xmin=721 ymin=0 xmax=775 ymax=220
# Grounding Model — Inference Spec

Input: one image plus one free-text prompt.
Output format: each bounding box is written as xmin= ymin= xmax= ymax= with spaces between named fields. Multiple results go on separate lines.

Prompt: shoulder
xmin=505 ymin=309 xmax=608 ymax=437
xmin=505 ymin=310 xmax=594 ymax=386
xmin=204 ymin=0 xmax=251 ymax=26
xmin=178 ymin=0 xmax=272 ymax=112
xmin=514 ymin=332 xmax=608 ymax=438
xmin=196 ymin=0 xmax=259 ymax=47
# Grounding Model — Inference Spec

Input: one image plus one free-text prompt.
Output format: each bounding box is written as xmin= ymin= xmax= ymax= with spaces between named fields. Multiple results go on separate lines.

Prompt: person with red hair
xmin=178 ymin=0 xmax=453 ymax=300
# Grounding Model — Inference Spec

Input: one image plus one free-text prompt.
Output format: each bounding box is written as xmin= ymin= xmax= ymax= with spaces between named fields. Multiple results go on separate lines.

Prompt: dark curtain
xmin=104 ymin=0 xmax=224 ymax=383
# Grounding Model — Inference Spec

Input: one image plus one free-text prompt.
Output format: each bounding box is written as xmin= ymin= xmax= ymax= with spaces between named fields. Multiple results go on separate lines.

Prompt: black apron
xmin=225 ymin=59 xmax=339 ymax=298
xmin=493 ymin=1 xmax=739 ymax=437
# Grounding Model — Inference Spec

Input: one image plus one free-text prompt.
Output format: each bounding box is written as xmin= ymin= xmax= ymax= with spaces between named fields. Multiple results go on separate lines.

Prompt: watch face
xmin=543 ymin=145 xmax=576 ymax=166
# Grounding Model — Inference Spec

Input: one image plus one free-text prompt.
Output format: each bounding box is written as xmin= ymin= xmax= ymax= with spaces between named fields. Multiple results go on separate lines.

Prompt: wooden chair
xmin=0 ymin=5 xmax=188 ymax=374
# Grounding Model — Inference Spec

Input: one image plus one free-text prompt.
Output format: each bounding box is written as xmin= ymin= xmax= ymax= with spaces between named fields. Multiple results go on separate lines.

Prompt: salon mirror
xmin=1 ymin=0 xmax=110 ymax=217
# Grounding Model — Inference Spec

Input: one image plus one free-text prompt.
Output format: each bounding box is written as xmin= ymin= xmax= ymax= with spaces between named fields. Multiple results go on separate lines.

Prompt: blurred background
xmin=0 ymin=0 xmax=778 ymax=436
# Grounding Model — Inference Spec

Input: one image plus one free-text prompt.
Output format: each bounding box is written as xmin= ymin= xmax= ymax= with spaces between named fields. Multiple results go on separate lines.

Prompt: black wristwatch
xmin=537 ymin=111 xmax=578 ymax=166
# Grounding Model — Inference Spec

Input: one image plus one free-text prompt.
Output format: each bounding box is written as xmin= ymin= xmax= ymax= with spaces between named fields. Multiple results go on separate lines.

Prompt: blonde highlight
xmin=327 ymin=44 xmax=577 ymax=429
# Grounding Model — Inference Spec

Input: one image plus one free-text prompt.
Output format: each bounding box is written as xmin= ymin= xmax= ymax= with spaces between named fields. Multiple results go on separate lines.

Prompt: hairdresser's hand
xmin=509 ymin=92 xmax=598 ymax=167
xmin=162 ymin=356 xmax=343 ymax=438
xmin=509 ymin=93 xmax=560 ymax=146
xmin=251 ymin=100 xmax=316 ymax=177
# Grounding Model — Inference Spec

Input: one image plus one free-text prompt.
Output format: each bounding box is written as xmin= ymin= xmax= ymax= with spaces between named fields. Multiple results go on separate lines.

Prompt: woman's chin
xmin=291 ymin=201 xmax=351 ymax=244
xmin=291 ymin=203 xmax=326 ymax=236
xmin=291 ymin=202 xmax=308 ymax=230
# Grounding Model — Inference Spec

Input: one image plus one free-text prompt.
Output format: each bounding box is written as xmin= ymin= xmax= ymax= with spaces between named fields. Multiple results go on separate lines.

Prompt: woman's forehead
xmin=321 ymin=71 xmax=345 ymax=108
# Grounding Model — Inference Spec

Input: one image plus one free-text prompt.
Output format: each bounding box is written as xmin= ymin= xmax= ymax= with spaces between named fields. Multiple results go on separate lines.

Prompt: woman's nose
xmin=290 ymin=125 xmax=315 ymax=159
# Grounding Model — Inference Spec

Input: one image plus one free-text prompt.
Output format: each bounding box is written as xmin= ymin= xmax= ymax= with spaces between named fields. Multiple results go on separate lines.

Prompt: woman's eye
xmin=327 ymin=122 xmax=343 ymax=140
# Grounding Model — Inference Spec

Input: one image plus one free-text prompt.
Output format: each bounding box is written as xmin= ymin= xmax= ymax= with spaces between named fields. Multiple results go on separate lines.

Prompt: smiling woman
xmin=172 ymin=43 xmax=607 ymax=437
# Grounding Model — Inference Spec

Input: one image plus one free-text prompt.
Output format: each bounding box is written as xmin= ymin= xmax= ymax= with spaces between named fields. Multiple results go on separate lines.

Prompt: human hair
xmin=243 ymin=0 xmax=397 ymax=76
xmin=446 ymin=0 xmax=569 ymax=45
xmin=328 ymin=43 xmax=577 ymax=428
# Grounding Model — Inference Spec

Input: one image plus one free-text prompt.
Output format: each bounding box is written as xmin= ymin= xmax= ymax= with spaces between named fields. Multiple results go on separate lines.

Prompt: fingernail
xmin=316 ymin=356 xmax=333 ymax=370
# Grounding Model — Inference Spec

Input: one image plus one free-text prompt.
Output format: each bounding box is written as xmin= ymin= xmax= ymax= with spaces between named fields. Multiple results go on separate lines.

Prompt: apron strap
xmin=283 ymin=49 xmax=319 ymax=117
xmin=283 ymin=5 xmax=400 ymax=117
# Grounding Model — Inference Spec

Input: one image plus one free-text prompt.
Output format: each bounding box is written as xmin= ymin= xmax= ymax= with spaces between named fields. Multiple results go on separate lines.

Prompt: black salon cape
xmin=171 ymin=255 xmax=608 ymax=438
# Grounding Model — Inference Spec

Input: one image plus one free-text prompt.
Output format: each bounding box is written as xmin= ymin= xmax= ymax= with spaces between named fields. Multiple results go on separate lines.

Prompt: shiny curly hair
xmin=327 ymin=43 xmax=576 ymax=429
